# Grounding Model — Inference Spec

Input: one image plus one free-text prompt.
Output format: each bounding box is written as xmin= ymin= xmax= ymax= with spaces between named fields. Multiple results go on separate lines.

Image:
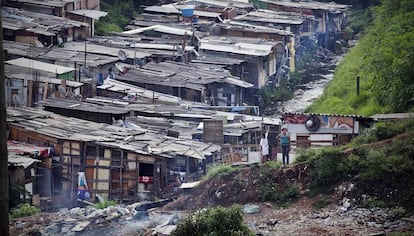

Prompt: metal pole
xmin=0 ymin=13 xmax=10 ymax=235
xmin=84 ymin=42 xmax=87 ymax=68
xmin=356 ymin=76 xmax=360 ymax=96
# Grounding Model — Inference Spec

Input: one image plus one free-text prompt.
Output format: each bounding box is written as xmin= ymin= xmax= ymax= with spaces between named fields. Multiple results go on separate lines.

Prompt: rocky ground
xmin=242 ymin=200 xmax=414 ymax=235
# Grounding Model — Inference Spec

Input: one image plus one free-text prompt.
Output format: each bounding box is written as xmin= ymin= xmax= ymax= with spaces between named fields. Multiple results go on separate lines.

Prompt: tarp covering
xmin=7 ymin=140 xmax=51 ymax=158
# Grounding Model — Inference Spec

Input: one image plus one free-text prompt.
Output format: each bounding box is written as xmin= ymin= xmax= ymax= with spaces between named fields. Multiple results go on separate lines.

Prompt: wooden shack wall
xmin=84 ymin=145 xmax=162 ymax=202
xmin=61 ymin=140 xmax=82 ymax=206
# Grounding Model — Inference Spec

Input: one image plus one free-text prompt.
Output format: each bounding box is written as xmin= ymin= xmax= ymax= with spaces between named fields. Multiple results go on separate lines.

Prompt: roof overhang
xmin=69 ymin=9 xmax=108 ymax=20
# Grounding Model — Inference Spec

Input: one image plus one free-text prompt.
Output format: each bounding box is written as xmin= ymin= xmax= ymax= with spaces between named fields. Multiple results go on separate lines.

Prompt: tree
xmin=0 ymin=6 xmax=10 ymax=235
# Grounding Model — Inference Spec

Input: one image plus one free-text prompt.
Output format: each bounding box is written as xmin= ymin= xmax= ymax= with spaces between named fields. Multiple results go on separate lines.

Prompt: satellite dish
xmin=305 ymin=115 xmax=321 ymax=132
xmin=12 ymin=94 xmax=22 ymax=107
xmin=117 ymin=50 xmax=128 ymax=61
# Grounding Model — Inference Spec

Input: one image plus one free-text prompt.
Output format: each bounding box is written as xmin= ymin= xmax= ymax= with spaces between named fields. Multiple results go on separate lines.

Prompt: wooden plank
xmin=71 ymin=221 xmax=90 ymax=232
xmin=137 ymin=155 xmax=154 ymax=162
xmin=43 ymin=81 xmax=48 ymax=100
xmin=104 ymin=149 xmax=111 ymax=158
xmin=28 ymin=80 xmax=33 ymax=106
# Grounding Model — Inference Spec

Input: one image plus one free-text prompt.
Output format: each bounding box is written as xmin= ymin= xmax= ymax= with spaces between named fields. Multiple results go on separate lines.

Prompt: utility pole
xmin=0 ymin=8 xmax=10 ymax=235
xmin=356 ymin=76 xmax=360 ymax=96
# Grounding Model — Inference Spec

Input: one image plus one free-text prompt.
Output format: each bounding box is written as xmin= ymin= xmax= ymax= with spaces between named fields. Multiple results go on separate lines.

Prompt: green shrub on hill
xmin=296 ymin=118 xmax=414 ymax=210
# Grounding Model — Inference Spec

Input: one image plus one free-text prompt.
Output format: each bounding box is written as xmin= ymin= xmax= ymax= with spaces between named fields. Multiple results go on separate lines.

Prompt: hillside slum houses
xmin=3 ymin=0 xmax=351 ymax=208
xmin=7 ymin=107 xmax=221 ymax=209
xmin=38 ymin=97 xmax=282 ymax=164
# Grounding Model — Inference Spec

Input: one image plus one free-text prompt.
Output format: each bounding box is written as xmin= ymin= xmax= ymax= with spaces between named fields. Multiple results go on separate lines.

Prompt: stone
xmin=71 ymin=221 xmax=90 ymax=232
xmin=242 ymin=204 xmax=260 ymax=214
xmin=267 ymin=218 xmax=278 ymax=226
xmin=39 ymin=223 xmax=61 ymax=235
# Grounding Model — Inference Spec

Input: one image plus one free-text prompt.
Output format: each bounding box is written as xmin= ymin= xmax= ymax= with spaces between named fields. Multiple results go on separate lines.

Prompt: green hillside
xmin=306 ymin=0 xmax=414 ymax=115
xmin=95 ymin=0 xmax=159 ymax=35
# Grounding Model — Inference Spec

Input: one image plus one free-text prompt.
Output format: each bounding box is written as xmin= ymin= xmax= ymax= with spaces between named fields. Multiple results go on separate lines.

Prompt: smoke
xmin=119 ymin=211 xmax=182 ymax=235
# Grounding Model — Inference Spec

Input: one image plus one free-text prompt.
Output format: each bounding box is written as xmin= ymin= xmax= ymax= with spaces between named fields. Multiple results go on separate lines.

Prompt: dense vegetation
xmin=95 ymin=0 xmax=159 ymax=35
xmin=306 ymin=0 xmax=414 ymax=115
xmin=295 ymin=118 xmax=414 ymax=211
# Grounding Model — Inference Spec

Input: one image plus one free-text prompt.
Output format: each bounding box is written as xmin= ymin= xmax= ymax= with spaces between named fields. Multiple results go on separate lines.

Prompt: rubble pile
xmin=244 ymin=201 xmax=414 ymax=235
xmin=9 ymin=203 xmax=182 ymax=236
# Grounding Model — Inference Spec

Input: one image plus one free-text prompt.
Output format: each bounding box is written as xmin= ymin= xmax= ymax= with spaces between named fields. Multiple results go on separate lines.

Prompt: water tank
xmin=181 ymin=5 xmax=194 ymax=17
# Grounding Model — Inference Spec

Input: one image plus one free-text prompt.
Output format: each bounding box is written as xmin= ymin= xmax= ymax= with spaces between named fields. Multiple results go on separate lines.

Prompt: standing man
xmin=260 ymin=132 xmax=269 ymax=164
xmin=277 ymin=128 xmax=291 ymax=165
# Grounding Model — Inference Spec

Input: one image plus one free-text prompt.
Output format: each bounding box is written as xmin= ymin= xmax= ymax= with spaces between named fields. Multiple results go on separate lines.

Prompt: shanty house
xmin=7 ymin=141 xmax=51 ymax=209
xmin=114 ymin=61 xmax=253 ymax=106
xmin=5 ymin=71 xmax=83 ymax=107
xmin=199 ymin=36 xmax=284 ymax=89
xmin=282 ymin=113 xmax=370 ymax=148
xmin=4 ymin=0 xmax=101 ymax=17
xmin=6 ymin=58 xmax=75 ymax=80
xmin=2 ymin=7 xmax=90 ymax=46
xmin=7 ymin=107 xmax=220 ymax=207
xmin=258 ymin=0 xmax=349 ymax=49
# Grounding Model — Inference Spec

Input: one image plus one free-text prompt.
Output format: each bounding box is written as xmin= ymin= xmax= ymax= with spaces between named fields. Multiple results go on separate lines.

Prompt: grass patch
xmin=204 ymin=164 xmax=239 ymax=180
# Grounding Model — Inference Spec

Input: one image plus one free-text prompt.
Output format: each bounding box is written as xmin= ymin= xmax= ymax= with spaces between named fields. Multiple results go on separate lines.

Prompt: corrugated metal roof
xmin=225 ymin=20 xmax=293 ymax=36
xmin=144 ymin=4 xmax=180 ymax=14
xmin=224 ymin=77 xmax=253 ymax=88
xmin=185 ymin=0 xmax=253 ymax=9
xmin=200 ymin=43 xmax=271 ymax=56
xmin=11 ymin=0 xmax=74 ymax=7
xmin=370 ymin=113 xmax=414 ymax=121
xmin=234 ymin=10 xmax=305 ymax=25
xmin=6 ymin=58 xmax=75 ymax=74
xmin=259 ymin=0 xmax=349 ymax=11
xmin=97 ymin=78 xmax=183 ymax=104
xmin=193 ymin=10 xmax=222 ymax=18
xmin=130 ymin=42 xmax=194 ymax=52
xmin=41 ymin=98 xmax=130 ymax=115
xmin=62 ymin=41 xmax=151 ymax=60
xmin=8 ymin=156 xmax=41 ymax=169
xmin=6 ymin=72 xmax=84 ymax=88
xmin=122 ymin=25 xmax=194 ymax=36
xmin=69 ymin=9 xmax=108 ymax=20
xmin=7 ymin=107 xmax=220 ymax=160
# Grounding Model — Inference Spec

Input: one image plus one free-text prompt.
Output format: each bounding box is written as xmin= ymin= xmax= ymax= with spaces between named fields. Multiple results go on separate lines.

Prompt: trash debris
xmin=242 ymin=204 xmax=260 ymax=214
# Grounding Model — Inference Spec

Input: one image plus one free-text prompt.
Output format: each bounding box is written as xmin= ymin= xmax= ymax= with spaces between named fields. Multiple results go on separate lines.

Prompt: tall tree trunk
xmin=0 ymin=6 xmax=10 ymax=236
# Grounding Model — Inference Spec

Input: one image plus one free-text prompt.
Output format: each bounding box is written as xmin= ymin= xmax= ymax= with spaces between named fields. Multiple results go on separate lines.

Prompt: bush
xmin=260 ymin=182 xmax=299 ymax=204
xmin=94 ymin=200 xmax=117 ymax=209
xmin=172 ymin=206 xmax=254 ymax=236
xmin=307 ymin=148 xmax=347 ymax=188
xmin=294 ymin=148 xmax=318 ymax=163
xmin=9 ymin=203 xmax=41 ymax=219
xmin=365 ymin=197 xmax=385 ymax=208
